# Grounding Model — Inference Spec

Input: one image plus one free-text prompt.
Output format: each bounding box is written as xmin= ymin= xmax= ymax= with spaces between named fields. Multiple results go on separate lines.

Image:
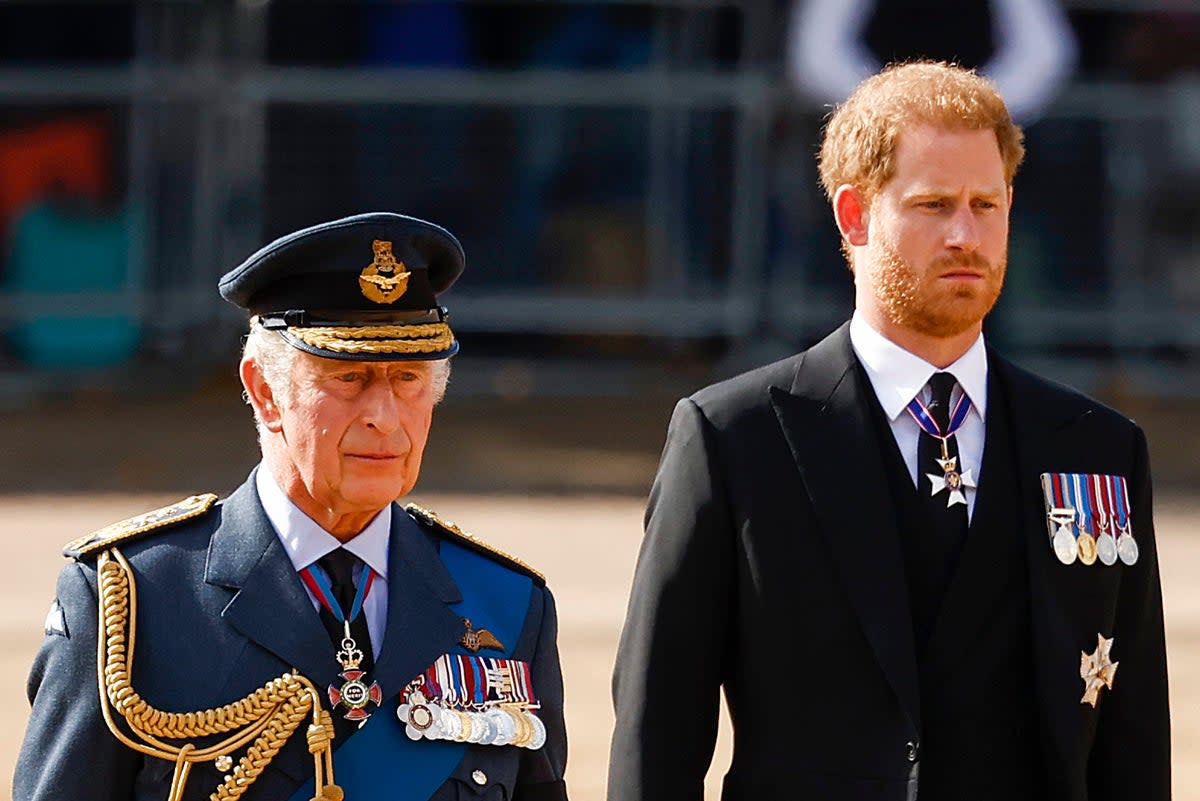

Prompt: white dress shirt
xmin=256 ymin=466 xmax=389 ymax=658
xmin=849 ymin=312 xmax=988 ymax=521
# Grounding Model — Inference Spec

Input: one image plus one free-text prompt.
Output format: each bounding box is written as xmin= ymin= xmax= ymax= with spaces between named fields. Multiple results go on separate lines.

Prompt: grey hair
xmin=241 ymin=322 xmax=452 ymax=426
xmin=243 ymin=324 xmax=298 ymax=408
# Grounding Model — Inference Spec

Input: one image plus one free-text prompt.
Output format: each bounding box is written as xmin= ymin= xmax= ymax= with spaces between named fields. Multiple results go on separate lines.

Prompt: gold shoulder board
xmin=405 ymin=503 xmax=546 ymax=585
xmin=64 ymin=493 xmax=219 ymax=560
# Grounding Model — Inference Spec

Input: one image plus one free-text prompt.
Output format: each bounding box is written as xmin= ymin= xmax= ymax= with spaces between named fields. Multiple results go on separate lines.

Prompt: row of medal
xmin=1040 ymin=472 xmax=1139 ymax=566
xmin=396 ymin=653 xmax=546 ymax=750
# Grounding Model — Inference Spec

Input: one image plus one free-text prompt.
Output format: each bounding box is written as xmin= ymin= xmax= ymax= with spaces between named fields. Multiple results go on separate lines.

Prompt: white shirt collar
xmin=255 ymin=465 xmax=390 ymax=579
xmin=849 ymin=310 xmax=989 ymax=421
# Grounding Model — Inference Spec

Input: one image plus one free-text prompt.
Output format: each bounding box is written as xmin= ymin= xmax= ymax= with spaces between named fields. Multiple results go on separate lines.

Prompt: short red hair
xmin=818 ymin=61 xmax=1025 ymax=201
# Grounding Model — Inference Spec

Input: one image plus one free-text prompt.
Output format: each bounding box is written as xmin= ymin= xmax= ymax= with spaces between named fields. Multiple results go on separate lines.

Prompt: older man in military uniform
xmin=15 ymin=213 xmax=569 ymax=801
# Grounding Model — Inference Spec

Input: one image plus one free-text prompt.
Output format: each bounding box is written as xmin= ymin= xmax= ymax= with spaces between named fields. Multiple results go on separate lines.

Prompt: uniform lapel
xmin=370 ymin=505 xmax=465 ymax=701
xmin=205 ymin=475 xmax=335 ymax=686
xmin=206 ymin=485 xmax=466 ymax=697
xmin=770 ymin=324 xmax=920 ymax=729
xmin=205 ymin=483 xmax=465 ymax=785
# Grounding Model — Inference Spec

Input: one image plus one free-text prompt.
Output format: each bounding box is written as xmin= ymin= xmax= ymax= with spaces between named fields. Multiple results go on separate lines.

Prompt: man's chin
xmin=920 ymin=314 xmax=989 ymax=339
xmin=907 ymin=289 xmax=1000 ymax=338
xmin=341 ymin=480 xmax=416 ymax=512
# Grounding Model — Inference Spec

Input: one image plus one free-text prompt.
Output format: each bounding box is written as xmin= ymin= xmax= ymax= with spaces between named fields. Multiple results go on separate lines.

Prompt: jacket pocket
xmin=432 ymin=746 xmax=521 ymax=801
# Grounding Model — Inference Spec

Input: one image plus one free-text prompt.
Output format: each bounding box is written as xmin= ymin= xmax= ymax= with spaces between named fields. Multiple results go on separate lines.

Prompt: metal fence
xmin=0 ymin=0 xmax=1197 ymax=399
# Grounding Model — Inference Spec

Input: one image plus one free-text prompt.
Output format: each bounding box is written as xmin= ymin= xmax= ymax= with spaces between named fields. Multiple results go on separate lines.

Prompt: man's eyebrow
xmin=310 ymin=361 xmax=363 ymax=377
xmin=903 ymin=186 xmax=1007 ymax=200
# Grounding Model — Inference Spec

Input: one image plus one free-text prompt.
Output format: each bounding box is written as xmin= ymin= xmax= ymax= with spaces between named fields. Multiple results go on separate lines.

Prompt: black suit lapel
xmin=770 ymin=324 xmax=920 ymax=728
xmin=998 ymin=356 xmax=1117 ymax=779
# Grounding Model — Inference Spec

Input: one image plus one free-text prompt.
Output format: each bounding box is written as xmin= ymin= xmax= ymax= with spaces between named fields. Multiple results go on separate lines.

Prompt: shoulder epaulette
xmin=64 ymin=493 xmax=219 ymax=560
xmin=405 ymin=503 xmax=546 ymax=585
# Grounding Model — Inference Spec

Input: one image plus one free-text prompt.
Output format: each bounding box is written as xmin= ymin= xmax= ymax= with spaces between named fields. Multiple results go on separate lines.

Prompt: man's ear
xmin=240 ymin=357 xmax=284 ymax=433
xmin=833 ymin=184 xmax=870 ymax=247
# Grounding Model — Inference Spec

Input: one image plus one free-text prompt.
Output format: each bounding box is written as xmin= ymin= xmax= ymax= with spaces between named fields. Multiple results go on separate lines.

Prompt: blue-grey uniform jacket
xmin=15 ymin=474 xmax=568 ymax=801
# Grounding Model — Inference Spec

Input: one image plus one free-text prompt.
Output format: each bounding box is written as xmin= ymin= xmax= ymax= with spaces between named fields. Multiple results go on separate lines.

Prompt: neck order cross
xmin=907 ymin=372 xmax=976 ymax=508
xmin=301 ymin=549 xmax=383 ymax=724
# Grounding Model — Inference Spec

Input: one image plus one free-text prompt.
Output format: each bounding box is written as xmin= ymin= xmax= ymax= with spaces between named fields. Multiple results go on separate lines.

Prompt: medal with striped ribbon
xmin=906 ymin=391 xmax=975 ymax=507
xmin=301 ymin=562 xmax=382 ymax=722
xmin=1039 ymin=472 xmax=1139 ymax=567
xmin=396 ymin=654 xmax=546 ymax=749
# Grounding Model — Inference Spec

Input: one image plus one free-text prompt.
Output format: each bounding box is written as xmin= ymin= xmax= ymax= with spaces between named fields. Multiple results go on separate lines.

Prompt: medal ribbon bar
xmin=1040 ymin=472 xmax=1138 ymax=567
xmin=399 ymin=655 xmax=546 ymax=749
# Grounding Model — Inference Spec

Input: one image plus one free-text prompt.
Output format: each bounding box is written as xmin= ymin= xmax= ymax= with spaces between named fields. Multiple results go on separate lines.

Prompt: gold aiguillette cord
xmin=95 ymin=548 xmax=344 ymax=801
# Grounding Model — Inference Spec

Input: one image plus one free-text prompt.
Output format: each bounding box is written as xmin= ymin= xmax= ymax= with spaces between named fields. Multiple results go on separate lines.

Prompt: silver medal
xmin=1096 ymin=533 xmax=1118 ymax=566
xmin=439 ymin=706 xmax=462 ymax=741
xmin=1117 ymin=533 xmax=1139 ymax=566
xmin=489 ymin=708 xmax=516 ymax=746
xmin=435 ymin=704 xmax=458 ymax=741
xmin=1052 ymin=525 xmax=1078 ymax=565
xmin=474 ymin=711 xmax=497 ymax=745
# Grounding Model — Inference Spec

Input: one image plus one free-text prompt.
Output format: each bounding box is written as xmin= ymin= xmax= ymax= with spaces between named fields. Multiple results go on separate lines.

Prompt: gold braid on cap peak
xmin=291 ymin=322 xmax=455 ymax=355
xmin=95 ymin=548 xmax=343 ymax=801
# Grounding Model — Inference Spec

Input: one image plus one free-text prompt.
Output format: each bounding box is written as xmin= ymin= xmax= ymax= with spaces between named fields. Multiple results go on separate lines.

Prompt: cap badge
xmin=359 ymin=239 xmax=411 ymax=304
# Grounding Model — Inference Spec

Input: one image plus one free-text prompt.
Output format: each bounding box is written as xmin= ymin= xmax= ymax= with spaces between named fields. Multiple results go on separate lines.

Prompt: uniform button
xmin=905 ymin=741 xmax=919 ymax=762
xmin=471 ymin=770 xmax=488 ymax=786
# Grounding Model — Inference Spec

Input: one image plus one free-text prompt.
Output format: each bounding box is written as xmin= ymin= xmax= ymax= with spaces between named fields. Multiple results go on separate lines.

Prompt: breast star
xmin=1080 ymin=633 xmax=1118 ymax=708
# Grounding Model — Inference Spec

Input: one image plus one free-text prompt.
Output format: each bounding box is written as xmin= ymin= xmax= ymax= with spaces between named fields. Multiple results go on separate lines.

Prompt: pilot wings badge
xmin=359 ymin=239 xmax=411 ymax=304
xmin=460 ymin=618 xmax=505 ymax=653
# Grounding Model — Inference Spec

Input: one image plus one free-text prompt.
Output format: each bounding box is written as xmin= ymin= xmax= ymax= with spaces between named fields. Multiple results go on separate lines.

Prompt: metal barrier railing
xmin=0 ymin=1 xmax=1196 ymax=396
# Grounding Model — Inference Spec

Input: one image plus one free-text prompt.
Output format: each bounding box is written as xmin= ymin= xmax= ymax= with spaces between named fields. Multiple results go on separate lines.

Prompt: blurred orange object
xmin=0 ymin=116 xmax=110 ymax=236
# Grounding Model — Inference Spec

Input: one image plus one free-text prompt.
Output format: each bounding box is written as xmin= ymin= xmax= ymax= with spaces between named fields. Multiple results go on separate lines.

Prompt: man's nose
xmin=945 ymin=206 xmax=981 ymax=252
xmin=360 ymin=382 xmax=402 ymax=434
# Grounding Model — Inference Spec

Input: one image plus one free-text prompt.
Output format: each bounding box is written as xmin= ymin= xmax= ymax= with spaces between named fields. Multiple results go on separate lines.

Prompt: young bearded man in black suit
xmin=609 ymin=62 xmax=1169 ymax=801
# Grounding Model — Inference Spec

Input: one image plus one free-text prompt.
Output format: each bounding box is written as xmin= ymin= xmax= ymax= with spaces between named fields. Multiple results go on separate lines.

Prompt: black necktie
xmin=916 ymin=372 xmax=969 ymax=605
xmin=316 ymin=548 xmax=374 ymax=676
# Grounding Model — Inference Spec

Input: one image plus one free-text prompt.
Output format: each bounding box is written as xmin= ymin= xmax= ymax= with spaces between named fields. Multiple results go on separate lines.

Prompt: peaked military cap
xmin=219 ymin=212 xmax=464 ymax=360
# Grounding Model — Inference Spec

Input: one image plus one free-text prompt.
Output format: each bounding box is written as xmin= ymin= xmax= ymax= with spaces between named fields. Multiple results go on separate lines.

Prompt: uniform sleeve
xmin=14 ymin=561 xmax=141 ymax=801
xmin=515 ymin=584 xmax=569 ymax=801
xmin=1088 ymin=424 xmax=1171 ymax=800
xmin=608 ymin=398 xmax=735 ymax=801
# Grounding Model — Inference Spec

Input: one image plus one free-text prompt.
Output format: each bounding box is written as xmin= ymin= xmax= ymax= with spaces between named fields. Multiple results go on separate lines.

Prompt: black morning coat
xmin=609 ymin=323 xmax=1170 ymax=801
xmin=15 ymin=473 xmax=569 ymax=801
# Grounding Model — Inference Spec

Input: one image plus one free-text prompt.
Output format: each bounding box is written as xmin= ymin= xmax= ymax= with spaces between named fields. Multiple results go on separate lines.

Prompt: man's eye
xmin=336 ymin=373 xmax=362 ymax=383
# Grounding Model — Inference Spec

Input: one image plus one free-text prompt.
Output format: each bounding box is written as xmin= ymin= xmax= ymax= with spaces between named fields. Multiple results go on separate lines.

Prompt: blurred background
xmin=0 ymin=0 xmax=1198 ymax=799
